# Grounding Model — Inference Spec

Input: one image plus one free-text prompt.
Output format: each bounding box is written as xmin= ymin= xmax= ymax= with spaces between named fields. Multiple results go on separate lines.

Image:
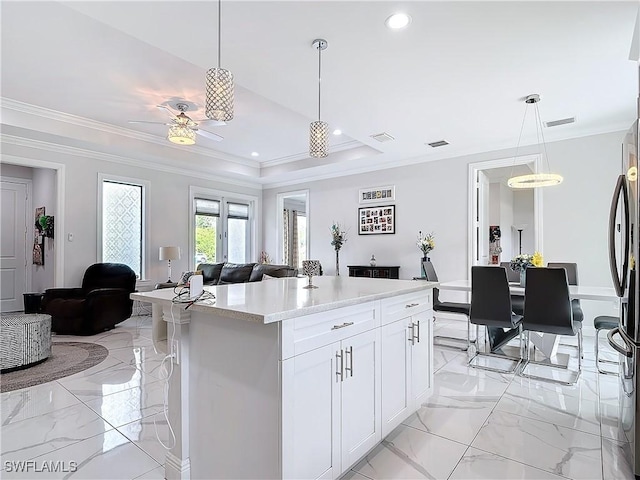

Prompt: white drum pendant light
xmin=508 ymin=94 xmax=563 ymax=189
xmin=309 ymin=39 xmax=329 ymax=158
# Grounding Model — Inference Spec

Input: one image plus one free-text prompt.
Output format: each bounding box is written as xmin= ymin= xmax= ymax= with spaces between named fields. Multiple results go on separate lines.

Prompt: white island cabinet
xmin=131 ymin=276 xmax=436 ymax=480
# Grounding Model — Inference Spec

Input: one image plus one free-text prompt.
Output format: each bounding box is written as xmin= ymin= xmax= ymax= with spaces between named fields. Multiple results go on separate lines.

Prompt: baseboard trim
xmin=165 ymin=452 xmax=191 ymax=480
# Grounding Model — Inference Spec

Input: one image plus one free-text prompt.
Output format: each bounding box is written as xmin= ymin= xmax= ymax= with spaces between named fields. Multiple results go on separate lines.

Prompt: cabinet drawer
xmin=285 ymin=302 xmax=380 ymax=358
xmin=381 ymin=291 xmax=432 ymax=325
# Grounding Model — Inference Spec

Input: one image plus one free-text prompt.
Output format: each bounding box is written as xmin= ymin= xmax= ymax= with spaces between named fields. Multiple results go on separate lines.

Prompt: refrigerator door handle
xmin=608 ymin=174 xmax=630 ymax=297
xmin=607 ymin=327 xmax=633 ymax=358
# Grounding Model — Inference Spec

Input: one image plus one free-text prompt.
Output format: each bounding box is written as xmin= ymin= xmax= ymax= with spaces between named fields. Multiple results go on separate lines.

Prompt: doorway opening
xmin=276 ymin=190 xmax=309 ymax=268
xmin=0 ymin=156 xmax=65 ymax=312
xmin=468 ymin=155 xmax=543 ymax=272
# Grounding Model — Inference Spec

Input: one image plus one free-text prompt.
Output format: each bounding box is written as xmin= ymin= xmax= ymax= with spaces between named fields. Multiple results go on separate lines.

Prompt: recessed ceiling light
xmin=385 ymin=13 xmax=411 ymax=29
xmin=333 ymin=129 xmax=342 ymax=136
xmin=251 ymin=152 xmax=259 ymax=157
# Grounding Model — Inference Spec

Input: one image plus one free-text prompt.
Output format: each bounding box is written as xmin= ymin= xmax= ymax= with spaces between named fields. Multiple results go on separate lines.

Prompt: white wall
xmin=2 ymin=144 xmax=262 ymax=287
xmin=513 ymin=190 xmax=535 ymax=255
xmin=264 ymin=130 xmax=625 ymax=320
xmin=499 ymin=183 xmax=514 ymax=260
xmin=0 ymin=164 xmax=33 ymax=179
xmin=489 ymin=183 xmax=500 ymax=226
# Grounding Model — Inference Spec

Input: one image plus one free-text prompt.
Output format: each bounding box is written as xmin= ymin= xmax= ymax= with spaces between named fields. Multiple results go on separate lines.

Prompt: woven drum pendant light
xmin=309 ymin=39 xmax=329 ymax=158
xmin=206 ymin=0 xmax=234 ymax=122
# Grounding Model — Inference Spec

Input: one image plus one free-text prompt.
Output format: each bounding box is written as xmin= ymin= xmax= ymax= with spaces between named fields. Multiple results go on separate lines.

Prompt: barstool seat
xmin=594 ymin=315 xmax=619 ymax=375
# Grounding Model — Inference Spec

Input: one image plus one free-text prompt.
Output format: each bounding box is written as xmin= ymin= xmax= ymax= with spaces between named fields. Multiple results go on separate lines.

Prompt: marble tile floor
xmin=0 ymin=315 xmax=633 ymax=479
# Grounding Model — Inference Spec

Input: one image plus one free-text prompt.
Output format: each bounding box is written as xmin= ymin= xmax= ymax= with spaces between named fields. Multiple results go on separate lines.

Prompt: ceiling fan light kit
xmin=206 ymin=0 xmax=234 ymax=122
xmin=309 ymin=38 xmax=329 ymax=158
xmin=167 ymin=124 xmax=196 ymax=145
xmin=507 ymin=94 xmax=564 ymax=189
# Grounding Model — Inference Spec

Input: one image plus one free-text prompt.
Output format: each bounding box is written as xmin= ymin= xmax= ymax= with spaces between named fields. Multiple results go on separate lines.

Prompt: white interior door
xmin=1 ymin=180 xmax=28 ymax=312
xmin=475 ymin=171 xmax=490 ymax=265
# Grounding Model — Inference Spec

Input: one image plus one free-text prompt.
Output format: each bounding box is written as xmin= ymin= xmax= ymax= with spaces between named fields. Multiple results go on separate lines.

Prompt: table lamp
xmin=159 ymin=246 xmax=180 ymax=283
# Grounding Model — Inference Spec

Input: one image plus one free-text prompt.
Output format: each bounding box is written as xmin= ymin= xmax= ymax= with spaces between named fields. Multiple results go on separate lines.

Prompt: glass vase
xmin=335 ymin=249 xmax=340 ymax=276
xmin=421 ymin=256 xmax=429 ymax=278
xmin=519 ymin=268 xmax=526 ymax=287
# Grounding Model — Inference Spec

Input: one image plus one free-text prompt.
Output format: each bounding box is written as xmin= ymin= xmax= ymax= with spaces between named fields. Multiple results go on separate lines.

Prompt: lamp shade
xmin=167 ymin=125 xmax=196 ymax=145
xmin=159 ymin=246 xmax=180 ymax=261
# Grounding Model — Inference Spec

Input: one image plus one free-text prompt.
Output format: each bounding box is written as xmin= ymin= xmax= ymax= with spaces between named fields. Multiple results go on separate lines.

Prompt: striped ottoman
xmin=1 ymin=313 xmax=52 ymax=372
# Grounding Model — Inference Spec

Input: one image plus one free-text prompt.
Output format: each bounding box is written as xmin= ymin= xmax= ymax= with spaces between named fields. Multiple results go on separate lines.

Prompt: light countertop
xmin=131 ymin=276 xmax=437 ymax=324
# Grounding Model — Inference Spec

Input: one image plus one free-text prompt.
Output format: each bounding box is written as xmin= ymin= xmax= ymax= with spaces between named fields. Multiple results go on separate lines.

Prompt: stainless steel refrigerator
xmin=608 ymin=103 xmax=640 ymax=475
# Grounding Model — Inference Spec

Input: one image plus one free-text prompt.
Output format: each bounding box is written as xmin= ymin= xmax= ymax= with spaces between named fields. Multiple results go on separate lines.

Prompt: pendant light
xmin=309 ymin=38 xmax=329 ymax=158
xmin=205 ymin=0 xmax=234 ymax=122
xmin=507 ymin=94 xmax=563 ymax=189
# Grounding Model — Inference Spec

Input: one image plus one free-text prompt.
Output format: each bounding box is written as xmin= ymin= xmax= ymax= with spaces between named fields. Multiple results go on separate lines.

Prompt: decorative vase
xmin=370 ymin=254 xmax=376 ymax=267
xmin=421 ymin=256 xmax=430 ymax=278
xmin=335 ymin=249 xmax=340 ymax=276
xmin=302 ymin=260 xmax=321 ymax=289
xmin=519 ymin=268 xmax=526 ymax=287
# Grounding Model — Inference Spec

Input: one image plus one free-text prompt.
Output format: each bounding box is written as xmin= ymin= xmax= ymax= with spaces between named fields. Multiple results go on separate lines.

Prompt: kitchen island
xmin=131 ymin=275 xmax=437 ymax=480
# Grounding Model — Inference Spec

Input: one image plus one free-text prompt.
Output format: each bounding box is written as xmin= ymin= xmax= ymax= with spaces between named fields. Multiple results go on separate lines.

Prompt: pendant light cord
xmin=317 ymin=43 xmax=322 ymax=121
xmin=534 ymin=102 xmax=553 ymax=174
xmin=217 ymin=0 xmax=222 ymax=68
xmin=509 ymin=102 xmax=529 ymax=179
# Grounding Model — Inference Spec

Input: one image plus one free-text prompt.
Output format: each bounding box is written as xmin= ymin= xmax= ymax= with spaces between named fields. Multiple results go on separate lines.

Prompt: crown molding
xmin=1 ymin=97 xmax=258 ymax=169
xmin=1 ymin=133 xmax=263 ymax=190
xmin=260 ymin=140 xmax=364 ymax=168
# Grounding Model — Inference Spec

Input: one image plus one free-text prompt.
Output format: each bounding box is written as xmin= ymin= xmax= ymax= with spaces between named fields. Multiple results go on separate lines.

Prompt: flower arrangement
xmin=330 ymin=223 xmax=347 ymax=251
xmin=509 ymin=251 xmax=544 ymax=272
xmin=259 ymin=251 xmax=271 ymax=264
xmin=416 ymin=231 xmax=435 ymax=257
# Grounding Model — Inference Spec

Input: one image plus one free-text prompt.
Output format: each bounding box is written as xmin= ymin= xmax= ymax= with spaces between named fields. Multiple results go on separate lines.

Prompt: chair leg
xmin=596 ymin=328 xmax=619 ymax=375
xmin=468 ymin=324 xmax=522 ymax=375
xmin=433 ymin=315 xmax=471 ymax=352
xmin=518 ymin=330 xmax=582 ymax=386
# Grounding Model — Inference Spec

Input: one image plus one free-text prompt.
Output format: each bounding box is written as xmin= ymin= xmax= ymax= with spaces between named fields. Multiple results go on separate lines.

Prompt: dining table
xmin=438 ymin=280 xmax=623 ymax=357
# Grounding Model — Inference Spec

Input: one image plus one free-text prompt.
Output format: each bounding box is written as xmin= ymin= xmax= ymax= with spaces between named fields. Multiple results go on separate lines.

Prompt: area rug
xmin=0 ymin=342 xmax=109 ymax=393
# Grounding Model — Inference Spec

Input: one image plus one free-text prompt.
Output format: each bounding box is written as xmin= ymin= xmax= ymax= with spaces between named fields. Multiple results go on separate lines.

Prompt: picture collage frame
xmin=358 ymin=205 xmax=395 ymax=235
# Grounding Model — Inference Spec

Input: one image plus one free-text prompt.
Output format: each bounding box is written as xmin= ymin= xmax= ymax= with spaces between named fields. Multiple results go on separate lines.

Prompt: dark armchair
xmin=42 ymin=263 xmax=137 ymax=335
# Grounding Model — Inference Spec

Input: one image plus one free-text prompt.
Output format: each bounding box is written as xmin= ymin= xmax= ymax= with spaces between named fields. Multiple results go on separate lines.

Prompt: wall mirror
xmin=276 ymin=190 xmax=309 ymax=268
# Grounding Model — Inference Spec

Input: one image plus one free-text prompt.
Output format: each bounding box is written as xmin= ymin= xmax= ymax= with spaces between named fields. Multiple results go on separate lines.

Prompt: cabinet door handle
xmin=331 ymin=321 xmax=354 ymax=330
xmin=336 ymin=350 xmax=344 ymax=382
xmin=415 ymin=320 xmax=420 ymax=343
xmin=405 ymin=303 xmax=419 ymax=308
xmin=344 ymin=346 xmax=353 ymax=377
xmin=408 ymin=323 xmax=415 ymax=345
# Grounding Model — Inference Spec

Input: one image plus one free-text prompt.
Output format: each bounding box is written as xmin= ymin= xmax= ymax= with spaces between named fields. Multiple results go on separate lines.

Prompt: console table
xmin=348 ymin=265 xmax=400 ymax=279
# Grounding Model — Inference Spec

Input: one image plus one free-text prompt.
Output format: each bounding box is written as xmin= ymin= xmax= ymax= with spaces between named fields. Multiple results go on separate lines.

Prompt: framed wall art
xmin=358 ymin=205 xmax=395 ymax=235
xmin=358 ymin=185 xmax=395 ymax=204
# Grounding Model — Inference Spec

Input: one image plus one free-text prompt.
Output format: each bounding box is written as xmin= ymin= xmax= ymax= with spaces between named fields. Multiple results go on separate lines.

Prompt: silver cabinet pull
xmin=408 ymin=323 xmax=415 ymax=345
xmin=405 ymin=303 xmax=419 ymax=308
xmin=331 ymin=321 xmax=354 ymax=330
xmin=345 ymin=346 xmax=353 ymax=377
xmin=415 ymin=320 xmax=420 ymax=343
xmin=336 ymin=350 xmax=344 ymax=382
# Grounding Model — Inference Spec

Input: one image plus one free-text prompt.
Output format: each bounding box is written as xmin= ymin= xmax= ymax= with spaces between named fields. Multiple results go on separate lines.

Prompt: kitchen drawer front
xmin=285 ymin=302 xmax=380 ymax=358
xmin=381 ymin=291 xmax=432 ymax=325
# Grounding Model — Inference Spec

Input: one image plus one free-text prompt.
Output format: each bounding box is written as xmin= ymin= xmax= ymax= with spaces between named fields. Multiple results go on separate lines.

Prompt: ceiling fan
xmin=128 ymin=102 xmax=224 ymax=145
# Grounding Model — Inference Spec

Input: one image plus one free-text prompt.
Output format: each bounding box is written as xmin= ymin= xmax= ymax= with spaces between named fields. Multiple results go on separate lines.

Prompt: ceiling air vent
xmin=370 ymin=132 xmax=395 ymax=143
xmin=544 ymin=117 xmax=575 ymax=128
xmin=427 ymin=140 xmax=449 ymax=148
